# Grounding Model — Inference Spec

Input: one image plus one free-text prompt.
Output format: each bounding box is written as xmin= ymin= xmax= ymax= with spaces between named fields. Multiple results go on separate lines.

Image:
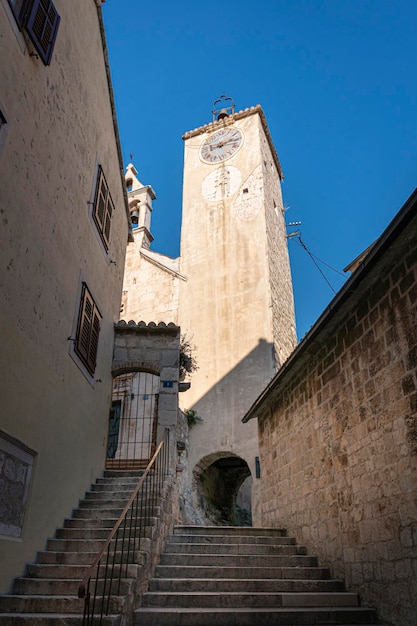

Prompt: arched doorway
xmin=193 ymin=453 xmax=252 ymax=526
xmin=106 ymin=371 xmax=159 ymax=470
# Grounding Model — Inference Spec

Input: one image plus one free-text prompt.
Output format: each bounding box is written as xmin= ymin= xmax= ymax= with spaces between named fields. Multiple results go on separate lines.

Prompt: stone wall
xmin=121 ymin=241 xmax=182 ymax=325
xmin=252 ymin=193 xmax=417 ymax=626
xmin=113 ymin=321 xmax=181 ymax=439
xmin=259 ymin=120 xmax=297 ymax=366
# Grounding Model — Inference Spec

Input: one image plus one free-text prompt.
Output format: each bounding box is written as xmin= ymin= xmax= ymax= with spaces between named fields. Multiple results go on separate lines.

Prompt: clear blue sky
xmin=103 ymin=0 xmax=417 ymax=340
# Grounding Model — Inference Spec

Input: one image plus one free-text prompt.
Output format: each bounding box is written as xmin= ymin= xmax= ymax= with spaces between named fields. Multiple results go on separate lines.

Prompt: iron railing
xmin=78 ymin=429 xmax=170 ymax=625
xmin=107 ymin=372 xmax=159 ymax=471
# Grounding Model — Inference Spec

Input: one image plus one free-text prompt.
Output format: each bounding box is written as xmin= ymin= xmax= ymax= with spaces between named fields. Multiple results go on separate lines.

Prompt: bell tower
xmin=178 ymin=97 xmax=297 ymax=524
xmin=125 ymin=162 xmax=155 ymax=250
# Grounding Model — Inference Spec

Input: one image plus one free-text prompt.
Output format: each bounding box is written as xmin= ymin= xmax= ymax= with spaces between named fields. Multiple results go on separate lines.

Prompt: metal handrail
xmin=78 ymin=429 xmax=170 ymax=624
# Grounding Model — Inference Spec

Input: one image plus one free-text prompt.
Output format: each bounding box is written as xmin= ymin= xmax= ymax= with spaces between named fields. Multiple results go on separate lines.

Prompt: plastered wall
xmin=178 ymin=109 xmax=297 ymax=524
xmin=0 ymin=0 xmax=128 ymax=590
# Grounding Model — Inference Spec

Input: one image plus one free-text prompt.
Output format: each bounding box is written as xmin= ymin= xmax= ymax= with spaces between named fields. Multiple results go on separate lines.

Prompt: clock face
xmin=200 ymin=127 xmax=243 ymax=163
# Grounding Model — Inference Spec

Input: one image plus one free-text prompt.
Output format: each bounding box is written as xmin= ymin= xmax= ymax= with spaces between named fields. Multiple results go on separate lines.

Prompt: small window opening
xmin=243 ymin=188 xmax=249 ymax=194
xmin=126 ymin=178 xmax=133 ymax=192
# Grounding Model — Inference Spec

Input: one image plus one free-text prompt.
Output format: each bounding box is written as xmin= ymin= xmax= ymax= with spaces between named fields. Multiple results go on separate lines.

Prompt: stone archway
xmin=193 ymin=452 xmax=252 ymax=526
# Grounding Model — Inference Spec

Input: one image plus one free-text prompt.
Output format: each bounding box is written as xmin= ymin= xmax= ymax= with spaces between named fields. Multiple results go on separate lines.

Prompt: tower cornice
xmin=182 ymin=104 xmax=283 ymax=179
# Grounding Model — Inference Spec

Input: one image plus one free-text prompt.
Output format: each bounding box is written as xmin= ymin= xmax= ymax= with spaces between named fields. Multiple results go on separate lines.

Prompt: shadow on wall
xmin=182 ymin=338 xmax=275 ymax=526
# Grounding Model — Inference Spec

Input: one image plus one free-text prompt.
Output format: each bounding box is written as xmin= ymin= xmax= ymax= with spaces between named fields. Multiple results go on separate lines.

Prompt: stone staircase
xmin=0 ymin=470 xmax=158 ymax=625
xmin=134 ymin=525 xmax=382 ymax=626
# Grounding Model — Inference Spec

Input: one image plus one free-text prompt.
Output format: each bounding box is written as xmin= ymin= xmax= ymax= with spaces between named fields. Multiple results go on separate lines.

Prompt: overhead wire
xmin=289 ymin=232 xmax=347 ymax=294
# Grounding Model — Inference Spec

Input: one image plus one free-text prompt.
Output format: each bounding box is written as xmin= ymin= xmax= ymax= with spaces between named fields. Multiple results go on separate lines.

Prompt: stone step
xmin=63 ymin=516 xmax=157 ymax=530
xmin=0 ymin=614 xmax=121 ymax=625
xmin=46 ymin=538 xmax=108 ymax=552
xmin=13 ymin=576 xmax=134 ymax=596
xmin=159 ymin=553 xmax=318 ymax=568
xmin=103 ymin=470 xmax=145 ymax=479
xmin=133 ymin=606 xmax=379 ymax=625
xmin=155 ymin=564 xmax=332 ymax=579
xmin=71 ymin=506 xmax=125 ymax=518
xmin=77 ymin=498 xmax=134 ymax=508
xmin=0 ymin=594 xmax=125 ymax=614
xmin=169 ymin=533 xmax=296 ymax=545
xmin=36 ymin=549 xmax=145 ymax=566
xmin=56 ymin=527 xmax=118 ymax=540
xmin=173 ymin=525 xmax=287 ymax=537
xmin=72 ymin=505 xmax=160 ymax=518
xmin=142 ymin=591 xmax=360 ymax=608
xmin=48 ymin=536 xmax=152 ymax=555
xmin=164 ymin=541 xmax=306 ymax=555
xmin=25 ymin=563 xmax=139 ymax=581
xmin=83 ymin=489 xmax=142 ymax=500
xmin=149 ymin=577 xmax=345 ymax=593
xmin=92 ymin=482 xmax=142 ymax=491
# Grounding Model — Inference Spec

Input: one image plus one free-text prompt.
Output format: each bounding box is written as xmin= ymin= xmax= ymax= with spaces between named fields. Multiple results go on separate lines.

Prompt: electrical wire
xmin=290 ymin=233 xmax=346 ymax=294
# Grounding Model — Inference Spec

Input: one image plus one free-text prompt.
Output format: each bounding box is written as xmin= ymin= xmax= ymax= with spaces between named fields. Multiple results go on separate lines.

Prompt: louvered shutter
xmin=102 ymin=195 xmax=114 ymax=250
xmin=25 ymin=0 xmax=60 ymax=65
xmin=88 ymin=308 xmax=101 ymax=373
xmin=93 ymin=166 xmax=113 ymax=252
xmin=75 ymin=284 xmax=101 ymax=376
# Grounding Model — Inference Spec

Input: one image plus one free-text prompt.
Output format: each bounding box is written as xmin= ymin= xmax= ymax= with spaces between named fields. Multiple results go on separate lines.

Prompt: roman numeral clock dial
xmin=200 ymin=127 xmax=243 ymax=163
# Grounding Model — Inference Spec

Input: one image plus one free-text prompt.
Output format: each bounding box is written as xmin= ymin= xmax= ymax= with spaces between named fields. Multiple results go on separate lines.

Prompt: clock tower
xmin=178 ymin=97 xmax=297 ymax=524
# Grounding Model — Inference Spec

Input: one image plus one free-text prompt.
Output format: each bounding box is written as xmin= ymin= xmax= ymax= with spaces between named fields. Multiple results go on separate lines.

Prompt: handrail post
xmin=79 ymin=430 xmax=170 ymax=625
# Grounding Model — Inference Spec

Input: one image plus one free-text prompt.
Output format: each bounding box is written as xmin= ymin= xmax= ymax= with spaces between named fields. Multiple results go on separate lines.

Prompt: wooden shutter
xmin=75 ymin=284 xmax=101 ymax=375
xmin=93 ymin=166 xmax=113 ymax=252
xmin=25 ymin=0 xmax=60 ymax=65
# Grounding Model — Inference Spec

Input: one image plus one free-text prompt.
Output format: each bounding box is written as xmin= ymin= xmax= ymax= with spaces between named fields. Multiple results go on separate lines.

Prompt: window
xmin=7 ymin=0 xmax=60 ymax=65
xmin=74 ymin=283 xmax=102 ymax=376
xmin=92 ymin=166 xmax=114 ymax=252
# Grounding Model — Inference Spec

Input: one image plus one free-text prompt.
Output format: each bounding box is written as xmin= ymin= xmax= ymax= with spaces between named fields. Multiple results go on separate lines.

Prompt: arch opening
xmin=106 ymin=371 xmax=159 ymax=470
xmin=194 ymin=454 xmax=252 ymax=526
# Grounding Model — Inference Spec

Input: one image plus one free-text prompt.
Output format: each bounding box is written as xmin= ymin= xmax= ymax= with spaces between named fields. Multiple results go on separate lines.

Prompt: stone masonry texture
xmin=256 ymin=196 xmax=417 ymax=626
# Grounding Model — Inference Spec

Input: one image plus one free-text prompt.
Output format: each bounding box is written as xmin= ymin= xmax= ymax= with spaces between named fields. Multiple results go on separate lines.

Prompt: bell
xmin=131 ymin=209 xmax=139 ymax=224
xmin=217 ymin=108 xmax=229 ymax=121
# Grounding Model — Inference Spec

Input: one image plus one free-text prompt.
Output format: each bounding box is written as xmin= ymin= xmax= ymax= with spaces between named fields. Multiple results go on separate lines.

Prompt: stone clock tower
xmin=178 ymin=97 xmax=297 ymax=524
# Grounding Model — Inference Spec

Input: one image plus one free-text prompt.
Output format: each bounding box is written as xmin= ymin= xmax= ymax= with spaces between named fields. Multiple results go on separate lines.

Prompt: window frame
xmin=92 ymin=165 xmax=114 ymax=254
xmin=74 ymin=283 xmax=102 ymax=377
xmin=6 ymin=0 xmax=60 ymax=66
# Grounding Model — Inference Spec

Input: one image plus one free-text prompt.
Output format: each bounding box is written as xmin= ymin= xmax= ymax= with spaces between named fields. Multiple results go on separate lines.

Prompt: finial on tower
xmin=212 ymin=94 xmax=235 ymax=122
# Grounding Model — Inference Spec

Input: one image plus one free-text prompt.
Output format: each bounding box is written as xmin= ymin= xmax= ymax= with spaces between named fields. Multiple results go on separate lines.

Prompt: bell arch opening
xmin=193 ymin=453 xmax=252 ymax=526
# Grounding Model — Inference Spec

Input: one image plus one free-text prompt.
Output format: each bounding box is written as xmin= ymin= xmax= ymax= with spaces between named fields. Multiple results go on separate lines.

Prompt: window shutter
xmin=95 ymin=170 xmax=107 ymax=230
xmin=88 ymin=309 xmax=101 ymax=373
xmin=93 ymin=166 xmax=114 ymax=252
xmin=75 ymin=284 xmax=101 ymax=376
xmin=25 ymin=0 xmax=60 ymax=66
xmin=102 ymin=196 xmax=114 ymax=249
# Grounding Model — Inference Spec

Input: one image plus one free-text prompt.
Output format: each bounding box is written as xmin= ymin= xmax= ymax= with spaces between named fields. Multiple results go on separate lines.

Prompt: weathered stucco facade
xmin=119 ymin=103 xmax=297 ymax=525
xmin=244 ymin=189 xmax=417 ymax=626
xmin=120 ymin=164 xmax=183 ymax=325
xmin=0 ymin=0 xmax=129 ymax=590
xmin=179 ymin=104 xmax=297 ymax=524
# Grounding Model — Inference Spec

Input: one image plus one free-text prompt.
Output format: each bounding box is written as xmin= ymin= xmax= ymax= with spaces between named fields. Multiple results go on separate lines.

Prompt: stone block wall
xmin=259 ymin=120 xmax=297 ymax=366
xmin=256 ymin=200 xmax=417 ymax=626
xmin=112 ymin=321 xmax=181 ymax=441
xmin=121 ymin=243 xmax=181 ymax=325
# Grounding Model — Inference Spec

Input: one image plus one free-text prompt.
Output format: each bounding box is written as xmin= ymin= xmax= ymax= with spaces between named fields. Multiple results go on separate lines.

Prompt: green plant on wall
xmin=179 ymin=335 xmax=198 ymax=381
xmin=185 ymin=409 xmax=202 ymax=428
